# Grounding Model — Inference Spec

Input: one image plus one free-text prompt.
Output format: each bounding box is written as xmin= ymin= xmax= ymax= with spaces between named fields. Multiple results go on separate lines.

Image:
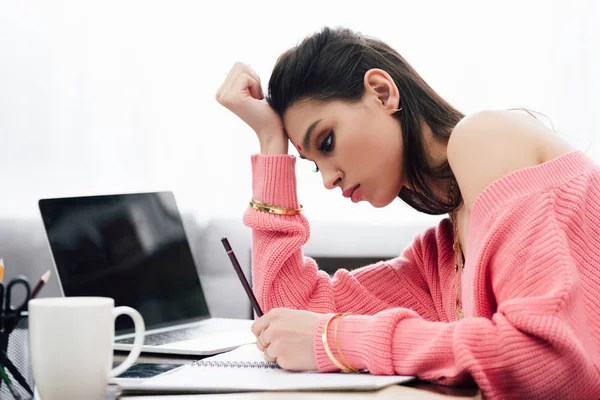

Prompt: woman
xmin=215 ymin=27 xmax=600 ymax=399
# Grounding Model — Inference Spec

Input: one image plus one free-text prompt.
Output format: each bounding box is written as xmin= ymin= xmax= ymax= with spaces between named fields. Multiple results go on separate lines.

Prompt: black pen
xmin=221 ymin=237 xmax=263 ymax=317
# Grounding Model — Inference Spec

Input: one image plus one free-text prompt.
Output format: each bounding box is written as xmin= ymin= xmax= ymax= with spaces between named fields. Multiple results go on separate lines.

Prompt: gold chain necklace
xmin=448 ymin=178 xmax=464 ymax=320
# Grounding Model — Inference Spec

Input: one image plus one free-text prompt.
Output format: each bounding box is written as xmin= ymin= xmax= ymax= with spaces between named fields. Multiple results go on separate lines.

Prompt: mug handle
xmin=108 ymin=306 xmax=145 ymax=378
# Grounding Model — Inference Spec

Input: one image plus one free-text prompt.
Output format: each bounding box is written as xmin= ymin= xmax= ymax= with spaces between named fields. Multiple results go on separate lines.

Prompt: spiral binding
xmin=191 ymin=359 xmax=279 ymax=369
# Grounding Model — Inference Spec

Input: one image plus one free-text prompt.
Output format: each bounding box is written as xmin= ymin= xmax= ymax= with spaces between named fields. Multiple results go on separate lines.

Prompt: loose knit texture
xmin=243 ymin=151 xmax=600 ymax=400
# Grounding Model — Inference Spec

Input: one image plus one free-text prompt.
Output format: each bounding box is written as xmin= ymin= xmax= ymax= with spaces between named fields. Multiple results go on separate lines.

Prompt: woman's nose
xmin=322 ymin=169 xmax=342 ymax=190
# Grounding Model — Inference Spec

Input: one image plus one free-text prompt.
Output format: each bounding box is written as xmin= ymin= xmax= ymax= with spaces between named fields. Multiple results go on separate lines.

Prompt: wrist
xmin=313 ymin=314 xmax=370 ymax=373
xmin=258 ymin=135 xmax=288 ymax=155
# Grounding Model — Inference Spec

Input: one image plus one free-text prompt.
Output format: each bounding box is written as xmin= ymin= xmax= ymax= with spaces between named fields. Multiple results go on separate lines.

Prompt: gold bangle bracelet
xmin=334 ymin=313 xmax=360 ymax=373
xmin=322 ymin=314 xmax=352 ymax=373
xmin=249 ymin=199 xmax=303 ymax=215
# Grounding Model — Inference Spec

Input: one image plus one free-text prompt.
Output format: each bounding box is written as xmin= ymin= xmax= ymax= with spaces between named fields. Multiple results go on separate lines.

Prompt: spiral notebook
xmin=117 ymin=344 xmax=414 ymax=393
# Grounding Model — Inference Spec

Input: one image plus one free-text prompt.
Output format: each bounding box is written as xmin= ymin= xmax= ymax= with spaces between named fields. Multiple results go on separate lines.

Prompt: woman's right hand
xmin=216 ymin=62 xmax=288 ymax=154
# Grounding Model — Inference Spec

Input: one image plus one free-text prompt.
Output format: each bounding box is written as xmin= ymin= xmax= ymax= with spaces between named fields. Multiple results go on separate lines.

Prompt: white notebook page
xmin=119 ymin=345 xmax=414 ymax=393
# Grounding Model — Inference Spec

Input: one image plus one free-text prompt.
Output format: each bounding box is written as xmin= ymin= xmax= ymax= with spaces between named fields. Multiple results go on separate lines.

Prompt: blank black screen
xmin=39 ymin=191 xmax=210 ymax=334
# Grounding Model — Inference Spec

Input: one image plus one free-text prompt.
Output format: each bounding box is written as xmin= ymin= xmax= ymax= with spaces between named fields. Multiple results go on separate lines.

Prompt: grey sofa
xmin=0 ymin=209 xmax=433 ymax=321
xmin=0 ymin=214 xmax=254 ymax=320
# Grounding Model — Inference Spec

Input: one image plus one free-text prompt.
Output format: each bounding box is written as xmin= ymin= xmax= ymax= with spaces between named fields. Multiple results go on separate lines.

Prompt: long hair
xmin=267 ymin=27 xmax=465 ymax=214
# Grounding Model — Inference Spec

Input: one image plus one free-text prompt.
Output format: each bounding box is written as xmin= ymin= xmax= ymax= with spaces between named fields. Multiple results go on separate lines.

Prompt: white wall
xmin=1 ymin=0 xmax=599 ymax=235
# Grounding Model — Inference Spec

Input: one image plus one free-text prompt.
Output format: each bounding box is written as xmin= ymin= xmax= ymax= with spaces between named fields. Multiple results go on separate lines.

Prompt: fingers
xmin=264 ymin=350 xmax=276 ymax=364
xmin=216 ymin=62 xmax=264 ymax=106
xmin=246 ymin=75 xmax=263 ymax=100
xmin=251 ymin=308 xmax=281 ymax=337
xmin=251 ymin=316 xmax=264 ymax=338
xmin=233 ymin=72 xmax=262 ymax=101
xmin=263 ymin=341 xmax=278 ymax=364
xmin=216 ymin=73 xmax=260 ymax=107
xmin=214 ymin=61 xmax=285 ymax=141
xmin=256 ymin=327 xmax=270 ymax=352
xmin=241 ymin=64 xmax=263 ymax=99
xmin=252 ymin=309 xmax=287 ymax=354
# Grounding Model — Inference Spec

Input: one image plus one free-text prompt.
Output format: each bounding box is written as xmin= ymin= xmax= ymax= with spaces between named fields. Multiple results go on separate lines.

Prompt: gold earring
xmin=381 ymin=99 xmax=403 ymax=113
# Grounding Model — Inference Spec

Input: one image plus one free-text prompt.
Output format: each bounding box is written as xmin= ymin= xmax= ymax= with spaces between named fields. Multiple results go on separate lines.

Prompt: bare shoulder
xmin=447 ymin=109 xmax=574 ymax=212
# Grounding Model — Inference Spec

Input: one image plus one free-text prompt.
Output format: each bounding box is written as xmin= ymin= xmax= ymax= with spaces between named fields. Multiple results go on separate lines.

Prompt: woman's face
xmin=283 ymin=95 xmax=405 ymax=208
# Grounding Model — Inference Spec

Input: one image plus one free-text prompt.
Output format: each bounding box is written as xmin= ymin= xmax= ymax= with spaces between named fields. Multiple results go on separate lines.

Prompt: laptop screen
xmin=39 ymin=191 xmax=211 ymax=334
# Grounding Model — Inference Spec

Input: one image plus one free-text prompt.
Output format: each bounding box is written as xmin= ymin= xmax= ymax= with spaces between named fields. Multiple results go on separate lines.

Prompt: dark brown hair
xmin=267 ymin=27 xmax=465 ymax=215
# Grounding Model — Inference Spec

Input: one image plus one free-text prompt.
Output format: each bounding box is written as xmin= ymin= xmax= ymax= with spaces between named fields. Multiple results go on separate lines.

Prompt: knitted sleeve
xmin=244 ymin=154 xmax=440 ymax=321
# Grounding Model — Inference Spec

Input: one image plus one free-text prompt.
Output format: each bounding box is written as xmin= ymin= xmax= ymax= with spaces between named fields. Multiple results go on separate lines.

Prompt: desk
xmin=112 ymin=352 xmax=481 ymax=400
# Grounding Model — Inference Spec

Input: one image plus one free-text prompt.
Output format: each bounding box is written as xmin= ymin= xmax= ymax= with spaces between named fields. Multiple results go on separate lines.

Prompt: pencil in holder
xmin=1 ymin=312 xmax=34 ymax=400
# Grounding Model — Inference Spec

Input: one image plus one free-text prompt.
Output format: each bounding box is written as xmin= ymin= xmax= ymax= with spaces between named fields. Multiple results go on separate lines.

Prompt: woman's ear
xmin=363 ymin=69 xmax=400 ymax=114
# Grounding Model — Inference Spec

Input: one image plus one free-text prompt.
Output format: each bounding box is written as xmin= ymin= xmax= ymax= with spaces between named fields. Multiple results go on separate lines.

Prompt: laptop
xmin=38 ymin=191 xmax=256 ymax=356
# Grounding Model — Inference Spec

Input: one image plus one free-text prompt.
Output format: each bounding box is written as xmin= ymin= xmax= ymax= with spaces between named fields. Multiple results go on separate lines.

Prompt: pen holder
xmin=0 ymin=312 xmax=34 ymax=400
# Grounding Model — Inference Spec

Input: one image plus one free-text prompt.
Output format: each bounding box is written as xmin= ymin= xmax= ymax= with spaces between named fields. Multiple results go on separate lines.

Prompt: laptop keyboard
xmin=115 ymin=322 xmax=249 ymax=346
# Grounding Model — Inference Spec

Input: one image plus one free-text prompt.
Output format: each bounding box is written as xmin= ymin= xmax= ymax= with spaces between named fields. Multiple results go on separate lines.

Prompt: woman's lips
xmin=342 ymin=184 xmax=358 ymax=198
xmin=351 ymin=185 xmax=363 ymax=203
xmin=342 ymin=184 xmax=363 ymax=203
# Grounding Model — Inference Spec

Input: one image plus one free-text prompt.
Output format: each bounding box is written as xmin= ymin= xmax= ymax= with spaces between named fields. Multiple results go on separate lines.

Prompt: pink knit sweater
xmin=243 ymin=151 xmax=600 ymax=399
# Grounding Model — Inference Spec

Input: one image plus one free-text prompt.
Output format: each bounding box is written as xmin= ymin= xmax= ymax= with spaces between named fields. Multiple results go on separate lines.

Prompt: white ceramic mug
xmin=29 ymin=297 xmax=145 ymax=400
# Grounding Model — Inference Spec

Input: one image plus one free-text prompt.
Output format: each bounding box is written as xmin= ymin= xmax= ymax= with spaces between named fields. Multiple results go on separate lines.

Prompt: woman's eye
xmin=318 ymin=131 xmax=334 ymax=153
xmin=312 ymin=162 xmax=320 ymax=173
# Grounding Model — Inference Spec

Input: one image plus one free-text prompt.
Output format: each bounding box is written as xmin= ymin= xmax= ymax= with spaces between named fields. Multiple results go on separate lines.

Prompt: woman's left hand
xmin=251 ymin=308 xmax=324 ymax=371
